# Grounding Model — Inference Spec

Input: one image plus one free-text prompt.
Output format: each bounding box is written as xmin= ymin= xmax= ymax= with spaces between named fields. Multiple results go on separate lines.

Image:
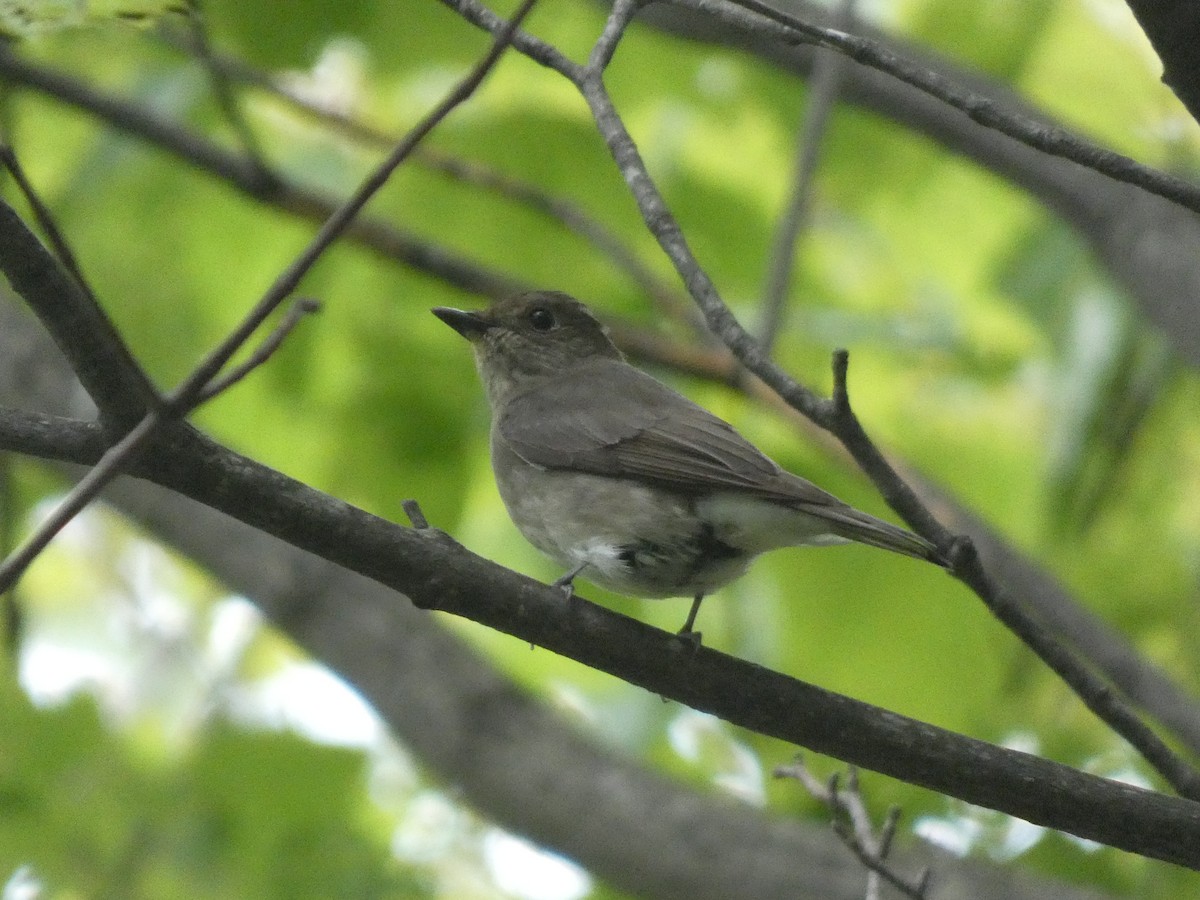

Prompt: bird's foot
xmin=551 ymin=561 xmax=589 ymax=601
xmin=675 ymin=627 xmax=703 ymax=651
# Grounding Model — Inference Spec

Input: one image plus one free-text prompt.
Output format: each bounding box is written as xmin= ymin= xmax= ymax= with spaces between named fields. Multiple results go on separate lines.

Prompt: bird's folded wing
xmin=499 ymin=358 xmax=840 ymax=506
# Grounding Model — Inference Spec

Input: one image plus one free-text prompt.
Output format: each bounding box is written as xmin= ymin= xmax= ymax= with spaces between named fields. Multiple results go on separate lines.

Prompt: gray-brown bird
xmin=434 ymin=291 xmax=941 ymax=637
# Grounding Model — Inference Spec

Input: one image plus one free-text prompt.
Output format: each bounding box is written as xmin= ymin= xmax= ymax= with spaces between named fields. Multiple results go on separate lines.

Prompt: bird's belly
xmin=492 ymin=445 xmax=749 ymax=598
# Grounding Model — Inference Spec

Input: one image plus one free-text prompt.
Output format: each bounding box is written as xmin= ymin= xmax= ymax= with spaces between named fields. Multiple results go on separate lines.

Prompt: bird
xmin=433 ymin=291 xmax=942 ymax=639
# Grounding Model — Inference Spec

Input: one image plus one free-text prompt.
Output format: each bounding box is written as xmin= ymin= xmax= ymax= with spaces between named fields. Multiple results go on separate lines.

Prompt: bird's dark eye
xmin=528 ymin=307 xmax=556 ymax=331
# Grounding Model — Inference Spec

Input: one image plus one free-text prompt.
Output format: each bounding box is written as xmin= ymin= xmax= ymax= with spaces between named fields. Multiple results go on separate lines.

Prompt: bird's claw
xmin=675 ymin=627 xmax=703 ymax=651
xmin=551 ymin=577 xmax=576 ymax=601
xmin=551 ymin=562 xmax=589 ymax=601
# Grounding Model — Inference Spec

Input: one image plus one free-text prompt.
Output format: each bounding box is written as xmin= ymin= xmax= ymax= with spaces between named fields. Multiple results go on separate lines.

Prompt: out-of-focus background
xmin=2 ymin=0 xmax=1199 ymax=897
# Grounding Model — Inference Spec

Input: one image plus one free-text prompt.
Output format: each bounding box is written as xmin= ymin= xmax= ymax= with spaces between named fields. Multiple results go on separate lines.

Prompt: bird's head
xmin=433 ymin=291 xmax=623 ymax=406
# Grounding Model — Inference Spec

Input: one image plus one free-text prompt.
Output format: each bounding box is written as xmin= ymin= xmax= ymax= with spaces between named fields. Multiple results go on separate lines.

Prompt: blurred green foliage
xmin=0 ymin=675 xmax=429 ymax=898
xmin=3 ymin=0 xmax=1200 ymax=897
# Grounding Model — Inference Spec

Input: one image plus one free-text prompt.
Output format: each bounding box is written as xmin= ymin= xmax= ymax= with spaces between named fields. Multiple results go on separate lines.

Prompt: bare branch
xmin=401 ymin=499 xmax=430 ymax=530
xmin=193 ymin=298 xmax=321 ymax=404
xmin=436 ymin=0 xmax=581 ymax=79
xmin=586 ymin=0 xmax=640 ymax=71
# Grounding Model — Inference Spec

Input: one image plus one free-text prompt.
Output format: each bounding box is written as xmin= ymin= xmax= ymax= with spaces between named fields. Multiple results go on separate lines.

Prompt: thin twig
xmin=835 ymin=828 xmax=929 ymax=900
xmin=776 ymin=757 xmax=931 ymax=899
xmin=437 ymin=0 xmax=580 ymax=80
xmin=757 ymin=0 xmax=855 ymax=355
xmin=194 ymin=298 xmax=320 ymax=403
xmin=0 ymin=0 xmax=537 ymax=595
xmin=168 ymin=0 xmax=537 ymax=413
xmin=577 ymin=12 xmax=826 ymax=427
xmin=402 ymin=499 xmax=430 ymax=530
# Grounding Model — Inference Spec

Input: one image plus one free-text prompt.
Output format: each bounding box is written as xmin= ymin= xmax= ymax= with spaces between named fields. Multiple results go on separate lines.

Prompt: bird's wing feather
xmin=500 ymin=358 xmax=940 ymax=563
xmin=499 ymin=358 xmax=839 ymax=505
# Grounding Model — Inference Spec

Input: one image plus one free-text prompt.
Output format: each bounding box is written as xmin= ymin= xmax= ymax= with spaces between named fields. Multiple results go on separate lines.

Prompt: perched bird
xmin=433 ymin=291 xmax=941 ymax=638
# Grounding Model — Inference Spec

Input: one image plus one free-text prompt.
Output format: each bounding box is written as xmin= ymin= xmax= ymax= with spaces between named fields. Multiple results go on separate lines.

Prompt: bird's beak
xmin=432 ymin=307 xmax=491 ymax=341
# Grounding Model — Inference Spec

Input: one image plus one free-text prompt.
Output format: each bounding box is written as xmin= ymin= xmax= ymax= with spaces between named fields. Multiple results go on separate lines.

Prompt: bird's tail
xmin=819 ymin=505 xmax=945 ymax=566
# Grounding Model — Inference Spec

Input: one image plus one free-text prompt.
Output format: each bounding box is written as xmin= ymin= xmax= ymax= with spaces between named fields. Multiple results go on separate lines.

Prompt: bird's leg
xmin=677 ymin=593 xmax=705 ymax=648
xmin=551 ymin=561 xmax=589 ymax=600
xmin=530 ymin=562 xmax=591 ymax=651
